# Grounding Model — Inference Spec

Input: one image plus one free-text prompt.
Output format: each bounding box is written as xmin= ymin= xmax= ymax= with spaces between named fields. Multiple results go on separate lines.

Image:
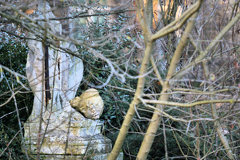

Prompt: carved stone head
xmin=69 ymin=88 xmax=104 ymax=120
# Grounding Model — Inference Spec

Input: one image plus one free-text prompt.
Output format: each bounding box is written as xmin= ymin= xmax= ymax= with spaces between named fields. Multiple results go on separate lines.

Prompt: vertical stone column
xmin=23 ymin=2 xmax=116 ymax=159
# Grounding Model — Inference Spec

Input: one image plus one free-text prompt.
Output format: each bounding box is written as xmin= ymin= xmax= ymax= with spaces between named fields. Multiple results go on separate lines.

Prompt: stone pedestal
xmin=23 ymin=106 xmax=113 ymax=159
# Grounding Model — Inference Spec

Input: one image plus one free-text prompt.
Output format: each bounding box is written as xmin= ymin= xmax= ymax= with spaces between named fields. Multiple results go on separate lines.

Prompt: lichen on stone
xmin=70 ymin=88 xmax=104 ymax=120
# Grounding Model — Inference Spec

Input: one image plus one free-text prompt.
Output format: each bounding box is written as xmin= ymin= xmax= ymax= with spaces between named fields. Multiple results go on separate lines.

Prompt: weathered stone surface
xmin=25 ymin=2 xmax=83 ymax=122
xmin=29 ymin=152 xmax=124 ymax=160
xmin=24 ymin=109 xmax=112 ymax=157
xmin=70 ymin=88 xmax=104 ymax=120
xmin=22 ymin=2 xmax=120 ymax=159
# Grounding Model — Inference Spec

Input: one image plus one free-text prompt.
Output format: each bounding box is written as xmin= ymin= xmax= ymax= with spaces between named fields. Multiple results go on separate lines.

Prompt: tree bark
xmin=136 ymin=10 xmax=200 ymax=159
xmin=108 ymin=42 xmax=153 ymax=160
xmin=108 ymin=1 xmax=153 ymax=159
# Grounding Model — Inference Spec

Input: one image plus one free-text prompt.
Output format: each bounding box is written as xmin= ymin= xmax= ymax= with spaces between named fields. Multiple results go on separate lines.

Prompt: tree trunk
xmin=136 ymin=11 xmax=200 ymax=159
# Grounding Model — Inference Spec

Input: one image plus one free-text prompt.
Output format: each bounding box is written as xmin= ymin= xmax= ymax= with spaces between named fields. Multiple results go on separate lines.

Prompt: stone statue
xmin=22 ymin=2 xmax=121 ymax=159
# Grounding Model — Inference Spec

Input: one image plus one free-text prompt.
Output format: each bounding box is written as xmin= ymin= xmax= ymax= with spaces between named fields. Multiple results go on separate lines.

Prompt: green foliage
xmin=0 ymin=40 xmax=33 ymax=159
xmin=0 ymin=41 xmax=27 ymax=89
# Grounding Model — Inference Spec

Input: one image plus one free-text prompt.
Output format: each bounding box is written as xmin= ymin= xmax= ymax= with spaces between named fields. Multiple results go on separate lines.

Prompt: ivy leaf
xmin=0 ymin=67 xmax=3 ymax=82
xmin=126 ymin=35 xmax=131 ymax=40
xmin=209 ymin=73 xmax=216 ymax=81
xmin=15 ymin=75 xmax=20 ymax=83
